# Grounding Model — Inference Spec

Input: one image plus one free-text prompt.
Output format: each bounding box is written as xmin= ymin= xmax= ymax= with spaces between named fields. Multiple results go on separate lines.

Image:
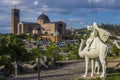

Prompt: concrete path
xmin=8 ymin=58 xmax=120 ymax=80
xmin=8 ymin=60 xmax=86 ymax=80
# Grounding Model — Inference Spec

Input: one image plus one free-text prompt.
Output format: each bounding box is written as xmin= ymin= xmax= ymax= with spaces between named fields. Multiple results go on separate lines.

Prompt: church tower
xmin=11 ymin=7 xmax=20 ymax=34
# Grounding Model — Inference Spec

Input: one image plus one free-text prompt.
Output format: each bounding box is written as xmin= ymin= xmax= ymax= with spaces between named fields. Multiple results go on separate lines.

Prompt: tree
xmin=30 ymin=48 xmax=44 ymax=60
xmin=46 ymin=42 xmax=60 ymax=61
xmin=111 ymin=44 xmax=119 ymax=56
xmin=0 ymin=36 xmax=12 ymax=66
xmin=6 ymin=34 xmax=27 ymax=62
xmin=0 ymin=36 xmax=9 ymax=55
xmin=62 ymin=42 xmax=80 ymax=60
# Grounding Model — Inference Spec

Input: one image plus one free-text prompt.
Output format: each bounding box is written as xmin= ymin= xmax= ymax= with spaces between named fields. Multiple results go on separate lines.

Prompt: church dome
xmin=37 ymin=13 xmax=50 ymax=23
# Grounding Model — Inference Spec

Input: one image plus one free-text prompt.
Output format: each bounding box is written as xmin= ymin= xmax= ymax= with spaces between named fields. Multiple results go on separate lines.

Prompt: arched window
xmin=45 ymin=32 xmax=48 ymax=36
xmin=19 ymin=24 xmax=22 ymax=34
xmin=57 ymin=24 xmax=63 ymax=34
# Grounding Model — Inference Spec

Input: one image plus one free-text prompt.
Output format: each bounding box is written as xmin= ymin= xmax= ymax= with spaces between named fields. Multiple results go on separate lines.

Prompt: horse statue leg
xmin=96 ymin=61 xmax=100 ymax=74
xmin=83 ymin=56 xmax=89 ymax=77
xmin=99 ymin=54 xmax=106 ymax=77
xmin=91 ymin=59 xmax=94 ymax=76
xmin=94 ymin=60 xmax=100 ymax=74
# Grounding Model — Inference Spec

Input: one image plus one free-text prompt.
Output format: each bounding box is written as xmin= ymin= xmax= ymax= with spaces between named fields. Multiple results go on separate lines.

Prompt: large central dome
xmin=37 ymin=13 xmax=50 ymax=23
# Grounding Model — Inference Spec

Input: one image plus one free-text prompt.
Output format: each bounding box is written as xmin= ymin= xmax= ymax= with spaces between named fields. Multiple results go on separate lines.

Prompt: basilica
xmin=11 ymin=7 xmax=74 ymax=42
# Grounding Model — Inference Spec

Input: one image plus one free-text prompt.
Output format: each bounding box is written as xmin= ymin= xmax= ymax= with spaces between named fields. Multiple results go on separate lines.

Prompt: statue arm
xmin=115 ymin=41 xmax=120 ymax=49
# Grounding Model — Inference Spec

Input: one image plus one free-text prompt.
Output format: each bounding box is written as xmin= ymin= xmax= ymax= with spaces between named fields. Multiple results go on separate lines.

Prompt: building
xmin=11 ymin=8 xmax=20 ymax=34
xmin=11 ymin=7 xmax=72 ymax=42
xmin=18 ymin=21 xmax=40 ymax=35
xmin=36 ymin=13 xmax=67 ymax=41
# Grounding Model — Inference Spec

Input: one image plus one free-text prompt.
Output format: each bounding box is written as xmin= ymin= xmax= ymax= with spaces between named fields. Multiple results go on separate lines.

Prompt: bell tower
xmin=11 ymin=6 xmax=20 ymax=34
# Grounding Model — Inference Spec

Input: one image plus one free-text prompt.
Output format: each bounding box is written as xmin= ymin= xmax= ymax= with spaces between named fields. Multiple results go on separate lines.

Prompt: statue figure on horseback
xmin=86 ymin=22 xmax=110 ymax=51
xmin=79 ymin=22 xmax=110 ymax=77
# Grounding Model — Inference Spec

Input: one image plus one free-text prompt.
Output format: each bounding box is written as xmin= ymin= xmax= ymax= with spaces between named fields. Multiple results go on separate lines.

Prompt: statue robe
xmin=95 ymin=27 xmax=110 ymax=42
xmin=93 ymin=22 xmax=110 ymax=42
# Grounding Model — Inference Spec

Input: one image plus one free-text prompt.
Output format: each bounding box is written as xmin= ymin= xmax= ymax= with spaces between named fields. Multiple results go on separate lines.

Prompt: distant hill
xmin=75 ymin=24 xmax=120 ymax=36
xmin=99 ymin=24 xmax=120 ymax=35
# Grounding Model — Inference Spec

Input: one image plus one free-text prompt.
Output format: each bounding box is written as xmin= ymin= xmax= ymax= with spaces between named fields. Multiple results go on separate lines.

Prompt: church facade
xmin=11 ymin=8 xmax=73 ymax=42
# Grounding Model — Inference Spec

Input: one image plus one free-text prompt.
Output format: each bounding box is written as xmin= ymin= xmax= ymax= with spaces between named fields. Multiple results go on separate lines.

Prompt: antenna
xmin=42 ymin=10 xmax=45 ymax=14
xmin=14 ymin=5 xmax=16 ymax=9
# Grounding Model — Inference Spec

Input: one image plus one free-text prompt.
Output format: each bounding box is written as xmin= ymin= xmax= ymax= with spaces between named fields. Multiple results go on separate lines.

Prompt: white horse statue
xmin=113 ymin=40 xmax=120 ymax=49
xmin=78 ymin=22 xmax=110 ymax=77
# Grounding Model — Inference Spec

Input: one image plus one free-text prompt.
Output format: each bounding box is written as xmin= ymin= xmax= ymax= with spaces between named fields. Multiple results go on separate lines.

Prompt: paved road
xmin=7 ymin=58 xmax=120 ymax=80
xmin=8 ymin=60 xmax=86 ymax=80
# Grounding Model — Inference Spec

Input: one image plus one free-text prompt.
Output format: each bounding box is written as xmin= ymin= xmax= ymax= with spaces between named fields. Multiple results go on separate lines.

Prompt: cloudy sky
xmin=0 ymin=0 xmax=120 ymax=33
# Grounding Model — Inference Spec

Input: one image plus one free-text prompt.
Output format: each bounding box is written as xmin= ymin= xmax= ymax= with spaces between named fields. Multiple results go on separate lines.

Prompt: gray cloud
xmin=0 ymin=0 xmax=120 ymax=33
xmin=40 ymin=0 xmax=120 ymax=9
xmin=1 ymin=0 xmax=120 ymax=16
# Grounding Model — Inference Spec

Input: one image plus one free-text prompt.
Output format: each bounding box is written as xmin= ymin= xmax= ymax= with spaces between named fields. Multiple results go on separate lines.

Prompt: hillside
xmin=75 ymin=24 xmax=120 ymax=36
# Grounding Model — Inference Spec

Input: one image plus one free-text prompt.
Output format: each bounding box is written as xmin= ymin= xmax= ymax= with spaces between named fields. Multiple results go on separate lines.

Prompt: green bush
xmin=56 ymin=55 xmax=66 ymax=61
xmin=69 ymin=50 xmax=80 ymax=60
xmin=107 ymin=73 xmax=120 ymax=80
xmin=69 ymin=54 xmax=78 ymax=60
xmin=111 ymin=45 xmax=119 ymax=54
xmin=118 ymin=50 xmax=120 ymax=56
xmin=0 ymin=55 xmax=12 ymax=66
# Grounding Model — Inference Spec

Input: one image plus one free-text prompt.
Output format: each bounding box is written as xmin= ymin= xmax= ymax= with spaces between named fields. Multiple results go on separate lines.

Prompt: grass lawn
xmin=107 ymin=72 xmax=120 ymax=80
xmin=77 ymin=72 xmax=120 ymax=80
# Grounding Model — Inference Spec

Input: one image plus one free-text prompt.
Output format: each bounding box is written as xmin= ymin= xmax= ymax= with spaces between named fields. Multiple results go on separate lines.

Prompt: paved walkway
xmin=8 ymin=58 xmax=120 ymax=80
xmin=8 ymin=60 xmax=85 ymax=80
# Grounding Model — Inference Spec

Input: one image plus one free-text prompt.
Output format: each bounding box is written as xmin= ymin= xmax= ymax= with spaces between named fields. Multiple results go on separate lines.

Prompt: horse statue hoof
xmin=100 ymin=74 xmax=105 ymax=78
xmin=97 ymin=72 xmax=100 ymax=74
xmin=83 ymin=75 xmax=87 ymax=77
xmin=91 ymin=74 xmax=94 ymax=77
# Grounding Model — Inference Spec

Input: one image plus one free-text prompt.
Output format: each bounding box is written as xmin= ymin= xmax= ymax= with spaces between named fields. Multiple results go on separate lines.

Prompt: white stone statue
xmin=94 ymin=59 xmax=100 ymax=75
xmin=78 ymin=22 xmax=110 ymax=77
xmin=113 ymin=40 xmax=120 ymax=49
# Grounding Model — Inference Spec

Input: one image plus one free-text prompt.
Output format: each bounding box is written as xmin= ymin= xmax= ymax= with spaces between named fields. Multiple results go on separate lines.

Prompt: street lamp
xmin=36 ymin=40 xmax=41 ymax=80
xmin=38 ymin=56 xmax=40 ymax=80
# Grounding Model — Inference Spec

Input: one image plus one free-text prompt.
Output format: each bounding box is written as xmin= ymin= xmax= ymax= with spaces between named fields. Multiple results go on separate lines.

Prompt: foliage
xmin=107 ymin=73 xmax=120 ymax=80
xmin=77 ymin=78 xmax=84 ymax=80
xmin=77 ymin=78 xmax=100 ymax=80
xmin=0 ymin=55 xmax=12 ymax=66
xmin=64 ymin=42 xmax=80 ymax=60
xmin=118 ymin=50 xmax=120 ymax=56
xmin=57 ymin=55 xmax=67 ymax=61
xmin=68 ymin=50 xmax=76 ymax=60
xmin=0 ymin=36 xmax=9 ymax=55
xmin=0 ymin=34 xmax=30 ymax=65
xmin=77 ymin=75 xmax=120 ymax=80
xmin=30 ymin=48 xmax=45 ymax=60
xmin=111 ymin=44 xmax=119 ymax=54
xmin=25 ymin=34 xmax=32 ymax=42
xmin=46 ymin=42 xmax=60 ymax=60
xmin=16 ymin=34 xmax=28 ymax=39
xmin=6 ymin=34 xmax=27 ymax=61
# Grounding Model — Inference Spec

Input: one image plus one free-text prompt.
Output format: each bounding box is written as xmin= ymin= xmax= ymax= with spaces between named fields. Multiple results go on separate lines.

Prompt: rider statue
xmin=86 ymin=22 xmax=110 ymax=51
